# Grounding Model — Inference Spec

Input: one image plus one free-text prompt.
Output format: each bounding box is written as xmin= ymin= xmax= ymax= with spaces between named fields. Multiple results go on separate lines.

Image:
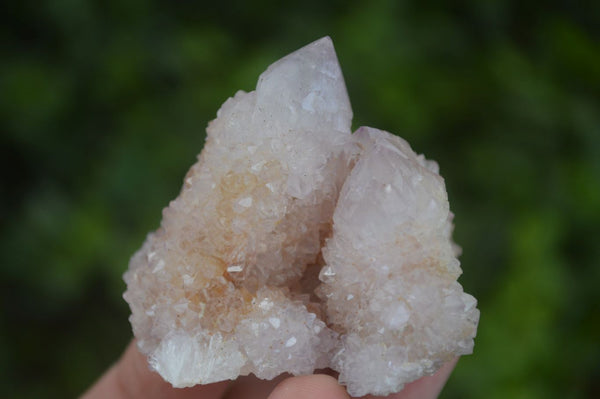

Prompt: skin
xmin=82 ymin=340 xmax=458 ymax=399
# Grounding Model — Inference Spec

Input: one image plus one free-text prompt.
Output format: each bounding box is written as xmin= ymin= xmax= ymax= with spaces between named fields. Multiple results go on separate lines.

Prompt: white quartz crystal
xmin=123 ymin=36 xmax=479 ymax=397
xmin=318 ymin=127 xmax=478 ymax=396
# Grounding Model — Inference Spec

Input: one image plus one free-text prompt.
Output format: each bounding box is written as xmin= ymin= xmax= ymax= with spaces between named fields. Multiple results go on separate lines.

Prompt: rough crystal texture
xmin=318 ymin=127 xmax=478 ymax=396
xmin=123 ymin=36 xmax=479 ymax=397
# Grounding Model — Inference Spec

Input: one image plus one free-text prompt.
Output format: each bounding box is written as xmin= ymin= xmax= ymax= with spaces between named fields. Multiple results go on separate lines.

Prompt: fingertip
xmin=268 ymin=374 xmax=350 ymax=399
xmin=83 ymin=339 xmax=231 ymax=399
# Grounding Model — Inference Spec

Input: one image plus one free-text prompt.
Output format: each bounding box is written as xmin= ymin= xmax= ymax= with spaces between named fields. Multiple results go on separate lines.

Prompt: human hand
xmin=82 ymin=340 xmax=457 ymax=399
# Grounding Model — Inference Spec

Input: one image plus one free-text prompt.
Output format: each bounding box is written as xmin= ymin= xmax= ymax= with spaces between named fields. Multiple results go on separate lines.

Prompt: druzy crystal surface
xmin=123 ymin=37 xmax=479 ymax=397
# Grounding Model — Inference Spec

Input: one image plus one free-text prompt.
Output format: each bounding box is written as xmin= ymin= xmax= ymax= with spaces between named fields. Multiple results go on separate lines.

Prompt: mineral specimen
xmin=123 ymin=36 xmax=479 ymax=397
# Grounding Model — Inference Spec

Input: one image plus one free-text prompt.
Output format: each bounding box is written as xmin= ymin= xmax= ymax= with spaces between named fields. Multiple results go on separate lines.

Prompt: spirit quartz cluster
xmin=123 ymin=37 xmax=479 ymax=397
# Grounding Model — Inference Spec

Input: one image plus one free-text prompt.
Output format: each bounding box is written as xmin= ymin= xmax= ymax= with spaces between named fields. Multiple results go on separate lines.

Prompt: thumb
xmin=268 ymin=374 xmax=350 ymax=399
xmin=81 ymin=340 xmax=230 ymax=399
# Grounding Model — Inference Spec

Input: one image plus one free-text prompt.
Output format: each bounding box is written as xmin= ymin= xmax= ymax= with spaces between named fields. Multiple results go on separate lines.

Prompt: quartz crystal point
xmin=318 ymin=127 xmax=479 ymax=396
xmin=123 ymin=36 xmax=479 ymax=397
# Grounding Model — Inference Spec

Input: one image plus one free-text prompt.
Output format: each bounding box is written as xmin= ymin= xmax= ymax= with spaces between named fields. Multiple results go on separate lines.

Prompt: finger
xmin=361 ymin=358 xmax=458 ymax=399
xmin=222 ymin=374 xmax=288 ymax=399
xmin=268 ymin=374 xmax=350 ymax=399
xmin=82 ymin=340 xmax=231 ymax=399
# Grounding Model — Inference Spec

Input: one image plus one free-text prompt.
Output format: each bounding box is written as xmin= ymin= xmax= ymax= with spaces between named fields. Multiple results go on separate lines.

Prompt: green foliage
xmin=1 ymin=0 xmax=599 ymax=397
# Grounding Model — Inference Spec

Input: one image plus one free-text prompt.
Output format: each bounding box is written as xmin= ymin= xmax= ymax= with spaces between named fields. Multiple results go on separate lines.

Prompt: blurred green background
xmin=1 ymin=0 xmax=599 ymax=397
